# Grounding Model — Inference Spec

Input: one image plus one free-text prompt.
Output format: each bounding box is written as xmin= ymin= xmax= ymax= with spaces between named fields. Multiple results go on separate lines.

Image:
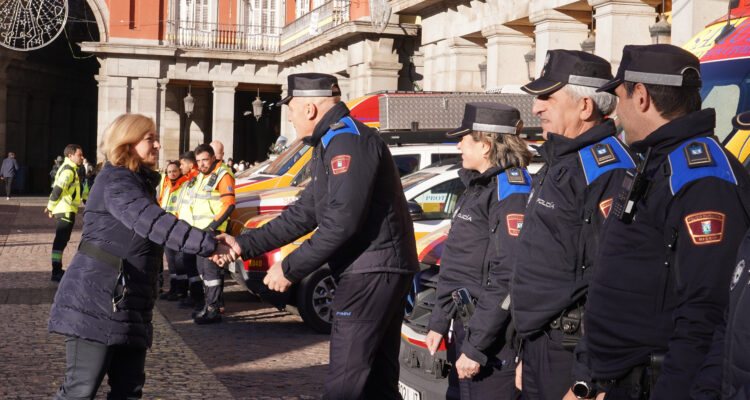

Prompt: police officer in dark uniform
xmin=582 ymin=44 xmax=750 ymax=400
xmin=510 ymin=50 xmax=636 ymax=400
xmin=215 ymin=73 xmax=418 ymax=400
xmin=423 ymin=103 xmax=532 ymax=399
xmin=692 ymin=115 xmax=750 ymax=400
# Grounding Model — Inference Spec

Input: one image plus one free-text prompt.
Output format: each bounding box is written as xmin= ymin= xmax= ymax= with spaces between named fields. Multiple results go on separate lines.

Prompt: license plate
xmin=398 ymin=381 xmax=421 ymax=400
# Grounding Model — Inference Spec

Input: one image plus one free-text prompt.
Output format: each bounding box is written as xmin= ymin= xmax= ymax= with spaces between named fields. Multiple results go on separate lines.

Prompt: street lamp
xmin=183 ymin=85 xmax=194 ymax=153
xmin=252 ymin=88 xmax=263 ymax=121
xmin=524 ymin=45 xmax=536 ymax=81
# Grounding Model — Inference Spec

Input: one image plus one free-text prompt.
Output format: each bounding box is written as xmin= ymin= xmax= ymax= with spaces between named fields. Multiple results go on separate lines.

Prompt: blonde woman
xmin=424 ymin=102 xmax=532 ymax=399
xmin=48 ymin=113 xmax=230 ymax=399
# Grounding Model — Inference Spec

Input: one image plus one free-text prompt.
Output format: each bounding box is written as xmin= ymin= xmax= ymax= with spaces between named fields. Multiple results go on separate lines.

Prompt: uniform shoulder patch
xmin=684 ymin=211 xmax=725 ymax=245
xmin=683 ymin=141 xmax=713 ymax=168
xmin=505 ymin=168 xmax=527 ymax=185
xmin=329 ymin=121 xmax=346 ymax=130
xmin=599 ymin=198 xmax=613 ymax=218
xmin=590 ymin=143 xmax=618 ymax=167
xmin=506 ymin=213 xmax=524 ymax=236
xmin=331 ymin=155 xmax=351 ymax=175
xmin=322 ymin=117 xmax=361 ymax=147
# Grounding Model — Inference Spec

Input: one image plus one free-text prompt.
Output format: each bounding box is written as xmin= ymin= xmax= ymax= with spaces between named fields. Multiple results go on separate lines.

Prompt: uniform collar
xmin=459 ymin=165 xmax=504 ymax=186
xmin=305 ymin=102 xmax=352 ymax=146
xmin=539 ymin=119 xmax=618 ymax=162
xmin=629 ymin=108 xmax=716 ymax=156
xmin=62 ymin=157 xmax=79 ymax=170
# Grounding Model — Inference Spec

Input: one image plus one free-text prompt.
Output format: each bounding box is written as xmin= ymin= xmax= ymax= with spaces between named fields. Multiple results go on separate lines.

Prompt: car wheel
xmin=297 ymin=266 xmax=335 ymax=333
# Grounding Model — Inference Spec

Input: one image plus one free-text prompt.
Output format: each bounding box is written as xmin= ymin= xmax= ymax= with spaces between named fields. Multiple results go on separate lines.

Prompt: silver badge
xmin=731 ymin=259 xmax=745 ymax=291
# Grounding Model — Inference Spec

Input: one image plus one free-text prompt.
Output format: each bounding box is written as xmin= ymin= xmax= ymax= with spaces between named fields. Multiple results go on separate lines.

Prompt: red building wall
xmin=107 ymin=0 xmax=167 ymax=40
xmin=349 ymin=0 xmax=370 ymax=21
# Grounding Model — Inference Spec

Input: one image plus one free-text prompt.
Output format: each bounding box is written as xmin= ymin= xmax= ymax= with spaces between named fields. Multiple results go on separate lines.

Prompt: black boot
xmin=194 ymin=304 xmax=222 ymax=324
xmin=51 ymin=262 xmax=64 ymax=282
xmin=159 ymin=278 xmax=177 ymax=300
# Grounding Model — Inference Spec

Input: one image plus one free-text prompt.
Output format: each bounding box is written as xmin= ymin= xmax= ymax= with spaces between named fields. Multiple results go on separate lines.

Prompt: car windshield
xmin=401 ymin=172 xmax=438 ymax=191
xmin=263 ymin=140 xmax=311 ymax=176
xmin=234 ymin=159 xmax=273 ymax=179
xmin=700 ymin=58 xmax=750 ymax=143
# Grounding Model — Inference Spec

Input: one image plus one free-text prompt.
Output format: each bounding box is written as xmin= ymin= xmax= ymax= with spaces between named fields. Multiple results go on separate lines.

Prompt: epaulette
xmin=578 ymin=136 xmax=636 ymax=185
xmin=668 ymin=137 xmax=737 ymax=195
xmin=322 ymin=116 xmax=361 ymax=147
xmin=497 ymin=167 xmax=532 ymax=201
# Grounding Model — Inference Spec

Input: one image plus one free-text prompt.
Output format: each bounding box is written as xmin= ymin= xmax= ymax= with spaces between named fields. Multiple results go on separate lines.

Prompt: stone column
xmin=347 ymin=38 xmax=401 ymax=98
xmin=671 ymin=0 xmax=727 ymax=46
xmin=95 ymin=73 xmax=129 ymax=162
xmin=134 ymin=78 xmax=159 ymax=120
xmin=157 ymin=79 xmax=172 ymax=164
xmin=589 ymin=0 xmax=657 ymax=71
xmin=444 ymin=37 xmax=486 ymax=92
xmin=482 ymin=25 xmax=534 ymax=89
xmin=279 ymin=83 xmax=296 ymax=142
xmin=212 ymin=81 xmax=238 ymax=160
xmin=530 ymin=9 xmax=590 ymax=76
xmin=421 ymin=42 xmax=438 ymax=91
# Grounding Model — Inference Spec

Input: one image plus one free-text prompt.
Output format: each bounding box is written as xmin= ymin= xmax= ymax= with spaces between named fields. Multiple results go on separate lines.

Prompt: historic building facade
xmin=0 ymin=0 xmax=729 ymax=192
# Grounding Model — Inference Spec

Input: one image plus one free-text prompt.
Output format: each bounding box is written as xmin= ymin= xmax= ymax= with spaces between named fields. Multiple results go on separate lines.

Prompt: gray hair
xmin=563 ymin=83 xmax=617 ymax=117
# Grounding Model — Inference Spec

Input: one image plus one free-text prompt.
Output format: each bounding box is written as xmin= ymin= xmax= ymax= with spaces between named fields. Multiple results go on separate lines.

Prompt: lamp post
xmin=524 ymin=45 xmax=536 ymax=81
xmin=183 ymin=85 xmax=194 ymax=153
xmin=252 ymin=88 xmax=263 ymax=121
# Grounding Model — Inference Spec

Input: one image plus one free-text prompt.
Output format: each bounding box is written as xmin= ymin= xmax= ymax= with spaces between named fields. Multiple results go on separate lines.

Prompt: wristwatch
xmin=572 ymin=380 xmax=594 ymax=399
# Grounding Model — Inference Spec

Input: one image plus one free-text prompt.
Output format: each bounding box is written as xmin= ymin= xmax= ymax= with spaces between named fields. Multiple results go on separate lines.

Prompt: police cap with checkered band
xmin=279 ymin=73 xmax=341 ymax=105
xmin=597 ymin=44 xmax=702 ymax=93
xmin=446 ymin=102 xmax=522 ymax=138
xmin=521 ymin=49 xmax=613 ymax=96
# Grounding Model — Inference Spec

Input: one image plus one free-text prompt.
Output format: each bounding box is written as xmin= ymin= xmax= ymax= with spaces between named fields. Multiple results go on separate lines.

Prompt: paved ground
xmin=0 ymin=197 xmax=328 ymax=399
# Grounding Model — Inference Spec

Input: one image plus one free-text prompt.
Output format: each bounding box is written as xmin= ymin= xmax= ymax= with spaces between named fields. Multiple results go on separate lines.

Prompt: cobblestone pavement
xmin=0 ymin=198 xmax=328 ymax=399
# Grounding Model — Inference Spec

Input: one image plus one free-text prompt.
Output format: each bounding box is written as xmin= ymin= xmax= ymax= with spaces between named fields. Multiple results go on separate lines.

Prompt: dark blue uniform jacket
xmin=427 ymin=165 xmax=531 ymax=365
xmin=693 ymin=229 xmax=750 ymax=400
xmin=584 ymin=109 xmax=750 ymax=400
xmin=235 ymin=102 xmax=419 ymax=282
xmin=48 ymin=163 xmax=216 ymax=348
xmin=511 ymin=119 xmax=635 ymax=338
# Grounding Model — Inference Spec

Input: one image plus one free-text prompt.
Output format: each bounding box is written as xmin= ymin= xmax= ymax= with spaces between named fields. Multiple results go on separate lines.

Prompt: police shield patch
xmin=599 ymin=198 xmax=613 ymax=218
xmin=684 ymin=211 xmax=725 ymax=245
xmin=506 ymin=214 xmax=524 ymax=236
xmin=331 ymin=155 xmax=351 ymax=175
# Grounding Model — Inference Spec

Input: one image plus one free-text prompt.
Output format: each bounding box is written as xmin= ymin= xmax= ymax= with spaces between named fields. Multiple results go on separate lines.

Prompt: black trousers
xmin=521 ymin=329 xmax=574 ymax=400
xmin=197 ymin=255 xmax=223 ymax=308
xmin=53 ymin=336 xmax=147 ymax=400
xmin=324 ymin=271 xmax=412 ymax=400
xmin=452 ymin=320 xmax=520 ymax=400
xmin=52 ymin=213 xmax=76 ymax=271
xmin=2 ymin=176 xmax=12 ymax=197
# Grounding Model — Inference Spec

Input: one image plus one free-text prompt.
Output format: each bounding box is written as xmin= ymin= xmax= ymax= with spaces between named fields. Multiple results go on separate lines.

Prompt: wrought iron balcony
xmin=166 ymin=21 xmax=280 ymax=53
xmin=280 ymin=0 xmax=350 ymax=52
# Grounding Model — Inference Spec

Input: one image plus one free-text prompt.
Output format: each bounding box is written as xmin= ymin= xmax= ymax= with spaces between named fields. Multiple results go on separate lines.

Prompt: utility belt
xmin=548 ymin=304 xmax=584 ymax=351
xmin=595 ymin=353 xmax=665 ymax=399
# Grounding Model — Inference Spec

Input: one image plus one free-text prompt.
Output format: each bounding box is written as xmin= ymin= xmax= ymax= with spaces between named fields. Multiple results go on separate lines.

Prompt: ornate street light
xmin=252 ymin=88 xmax=263 ymax=121
xmin=581 ymin=8 xmax=596 ymax=54
xmin=183 ymin=85 xmax=194 ymax=153
xmin=649 ymin=0 xmax=671 ymax=44
xmin=524 ymin=45 xmax=536 ymax=81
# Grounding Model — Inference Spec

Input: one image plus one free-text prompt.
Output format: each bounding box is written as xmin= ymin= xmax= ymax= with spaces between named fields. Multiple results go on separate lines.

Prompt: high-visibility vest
xmin=47 ymin=157 xmax=81 ymax=215
xmin=159 ymin=175 xmax=189 ymax=215
xmin=188 ymin=163 xmax=233 ymax=231
xmin=176 ymin=169 xmax=200 ymax=225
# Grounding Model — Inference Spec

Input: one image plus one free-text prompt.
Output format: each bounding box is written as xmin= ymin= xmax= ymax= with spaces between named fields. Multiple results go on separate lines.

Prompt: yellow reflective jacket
xmin=47 ymin=157 xmax=81 ymax=215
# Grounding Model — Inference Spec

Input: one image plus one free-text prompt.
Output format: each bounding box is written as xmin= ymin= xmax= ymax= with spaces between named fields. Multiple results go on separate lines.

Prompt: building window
xmin=243 ymin=0 xmax=279 ymax=35
xmin=296 ymin=0 xmax=310 ymax=19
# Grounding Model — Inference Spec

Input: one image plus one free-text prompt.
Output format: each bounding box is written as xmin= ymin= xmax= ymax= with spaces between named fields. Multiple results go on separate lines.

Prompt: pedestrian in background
xmin=509 ymin=50 xmax=634 ymax=400
xmin=46 ymin=144 xmax=84 ymax=282
xmin=1 ymin=151 xmax=19 ymax=200
xmin=50 ymin=155 xmax=62 ymax=186
xmin=583 ymin=44 xmax=750 ymax=400
xmin=216 ymin=73 xmax=418 ymax=399
xmin=158 ymin=160 xmax=191 ymax=301
xmin=175 ymin=151 xmax=204 ymax=310
xmin=48 ymin=113 xmax=234 ymax=400
xmin=424 ymin=103 xmax=532 ymax=400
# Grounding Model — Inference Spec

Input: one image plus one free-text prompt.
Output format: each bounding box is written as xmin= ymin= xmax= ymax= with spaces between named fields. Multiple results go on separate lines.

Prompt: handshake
xmin=209 ymin=233 xmax=243 ymax=267
xmin=208 ymin=233 xmax=292 ymax=292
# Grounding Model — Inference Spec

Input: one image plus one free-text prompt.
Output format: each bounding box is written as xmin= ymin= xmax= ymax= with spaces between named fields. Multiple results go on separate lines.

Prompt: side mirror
xmin=408 ymin=201 xmax=424 ymax=221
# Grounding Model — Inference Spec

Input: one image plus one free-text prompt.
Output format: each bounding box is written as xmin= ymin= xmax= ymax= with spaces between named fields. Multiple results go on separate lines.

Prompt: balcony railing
xmin=280 ymin=0 xmax=350 ymax=52
xmin=166 ymin=21 xmax=280 ymax=53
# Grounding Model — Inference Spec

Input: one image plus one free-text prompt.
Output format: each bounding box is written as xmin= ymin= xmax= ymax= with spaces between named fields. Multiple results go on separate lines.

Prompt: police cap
xmin=446 ymin=102 xmax=522 ymax=138
xmin=732 ymin=110 xmax=750 ymax=131
xmin=521 ymin=49 xmax=613 ymax=96
xmin=279 ymin=73 xmax=341 ymax=105
xmin=597 ymin=44 xmax=701 ymax=93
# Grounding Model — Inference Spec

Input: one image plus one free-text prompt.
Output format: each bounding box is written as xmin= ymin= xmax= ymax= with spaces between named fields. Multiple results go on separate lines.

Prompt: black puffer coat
xmin=48 ymin=163 xmax=216 ymax=348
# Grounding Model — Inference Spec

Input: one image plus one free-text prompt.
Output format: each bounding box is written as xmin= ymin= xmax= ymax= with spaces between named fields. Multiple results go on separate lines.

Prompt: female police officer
xmin=424 ymin=102 xmax=533 ymax=399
